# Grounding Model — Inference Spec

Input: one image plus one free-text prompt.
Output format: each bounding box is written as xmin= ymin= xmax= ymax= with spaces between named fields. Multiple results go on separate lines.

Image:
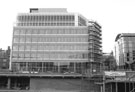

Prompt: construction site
xmin=1 ymin=8 xmax=135 ymax=92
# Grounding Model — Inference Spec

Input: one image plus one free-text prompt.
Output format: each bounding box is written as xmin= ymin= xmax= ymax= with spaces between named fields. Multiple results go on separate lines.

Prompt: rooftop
xmin=30 ymin=8 xmax=67 ymax=13
xmin=115 ymin=33 xmax=135 ymax=41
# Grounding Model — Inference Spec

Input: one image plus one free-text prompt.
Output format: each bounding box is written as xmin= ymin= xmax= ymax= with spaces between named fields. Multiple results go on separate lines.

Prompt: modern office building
xmin=11 ymin=8 xmax=102 ymax=74
xmin=0 ymin=8 xmax=103 ymax=92
xmin=115 ymin=33 xmax=135 ymax=70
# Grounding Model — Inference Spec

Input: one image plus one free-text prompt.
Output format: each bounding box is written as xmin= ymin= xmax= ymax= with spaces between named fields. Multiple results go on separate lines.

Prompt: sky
xmin=0 ymin=0 xmax=135 ymax=53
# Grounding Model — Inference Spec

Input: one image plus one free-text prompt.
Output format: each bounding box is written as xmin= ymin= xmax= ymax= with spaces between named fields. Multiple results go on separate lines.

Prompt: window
xmin=26 ymin=30 xmax=31 ymax=34
xmin=38 ymin=45 xmax=44 ymax=50
xmin=26 ymin=37 xmax=31 ymax=42
xmin=25 ymin=45 xmax=31 ymax=50
xmin=31 ymin=45 xmax=37 ymax=50
xmin=127 ymin=53 xmax=129 ymax=57
xmin=3 ymin=59 xmax=7 ymax=62
xmin=44 ymin=53 xmax=49 ymax=59
xmin=12 ymin=53 xmax=18 ymax=60
xmin=39 ymin=30 xmax=44 ymax=34
xmin=13 ymin=37 xmax=19 ymax=43
xmin=14 ymin=30 xmax=20 ymax=35
xmin=19 ymin=46 xmax=24 ymax=50
xmin=20 ymin=30 xmax=25 ymax=34
xmin=13 ymin=45 xmax=18 ymax=50
xmin=32 ymin=38 xmax=37 ymax=42
xmin=25 ymin=53 xmax=30 ymax=60
xmin=19 ymin=53 xmax=24 ymax=58
xmin=31 ymin=53 xmax=37 ymax=60
xmin=38 ymin=38 xmax=44 ymax=42
xmin=37 ymin=53 xmax=43 ymax=60
xmin=20 ymin=37 xmax=25 ymax=42
xmin=127 ymin=58 xmax=129 ymax=61
xmin=32 ymin=30 xmax=38 ymax=34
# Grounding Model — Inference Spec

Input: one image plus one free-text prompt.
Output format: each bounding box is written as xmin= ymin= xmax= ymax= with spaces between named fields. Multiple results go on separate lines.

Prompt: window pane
xmin=25 ymin=45 xmax=31 ymax=50
xmin=20 ymin=30 xmax=25 ymax=34
xmin=31 ymin=53 xmax=36 ymax=60
xmin=13 ymin=37 xmax=19 ymax=43
xmin=13 ymin=45 xmax=18 ymax=50
xmin=32 ymin=30 xmax=38 ymax=34
xmin=38 ymin=45 xmax=44 ymax=50
xmin=31 ymin=45 xmax=37 ymax=50
xmin=19 ymin=45 xmax=24 ymax=50
xmin=26 ymin=30 xmax=31 ymax=34
xmin=12 ymin=53 xmax=18 ymax=60
xmin=32 ymin=38 xmax=37 ymax=42
xmin=25 ymin=53 xmax=30 ymax=60
xmin=20 ymin=37 xmax=25 ymax=42
xmin=14 ymin=30 xmax=20 ymax=35
xmin=39 ymin=30 xmax=44 ymax=34
xmin=19 ymin=53 xmax=24 ymax=58
xmin=26 ymin=37 xmax=31 ymax=42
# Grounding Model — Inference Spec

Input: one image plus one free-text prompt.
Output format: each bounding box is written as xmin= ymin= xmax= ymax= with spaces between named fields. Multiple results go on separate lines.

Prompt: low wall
xmin=30 ymin=77 xmax=100 ymax=92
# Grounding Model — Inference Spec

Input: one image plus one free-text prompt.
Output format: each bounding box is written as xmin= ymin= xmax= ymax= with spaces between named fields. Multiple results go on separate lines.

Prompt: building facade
xmin=102 ymin=52 xmax=116 ymax=71
xmin=0 ymin=46 xmax=10 ymax=70
xmin=87 ymin=21 xmax=102 ymax=74
xmin=11 ymin=8 xmax=102 ymax=74
xmin=115 ymin=33 xmax=135 ymax=70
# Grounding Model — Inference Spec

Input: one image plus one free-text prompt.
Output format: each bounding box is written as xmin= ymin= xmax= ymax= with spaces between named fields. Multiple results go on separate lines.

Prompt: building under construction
xmin=0 ymin=8 xmax=103 ymax=92
xmin=1 ymin=8 xmax=135 ymax=92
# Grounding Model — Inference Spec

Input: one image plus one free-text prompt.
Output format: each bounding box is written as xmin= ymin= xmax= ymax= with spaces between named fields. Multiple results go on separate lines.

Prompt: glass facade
xmin=17 ymin=15 xmax=75 ymax=26
xmin=12 ymin=28 xmax=88 ymax=74
xmin=11 ymin=8 xmax=102 ymax=75
xmin=115 ymin=33 xmax=135 ymax=70
xmin=11 ymin=9 xmax=90 ymax=74
xmin=12 ymin=62 xmax=86 ymax=74
xmin=12 ymin=27 xmax=88 ymax=73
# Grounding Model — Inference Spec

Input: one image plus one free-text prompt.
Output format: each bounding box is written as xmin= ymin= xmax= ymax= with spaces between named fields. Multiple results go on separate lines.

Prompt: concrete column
xmin=133 ymin=82 xmax=135 ymax=91
xmin=129 ymin=83 xmax=130 ymax=92
xmin=131 ymin=83 xmax=134 ymax=92
xmin=110 ymin=83 xmax=112 ymax=92
xmin=101 ymin=86 xmax=103 ymax=92
xmin=116 ymin=82 xmax=118 ymax=92
xmin=74 ymin=63 xmax=76 ymax=73
xmin=125 ymin=82 xmax=126 ymax=92
xmin=42 ymin=62 xmax=43 ymax=72
xmin=103 ymin=77 xmax=105 ymax=92
xmin=58 ymin=62 xmax=60 ymax=73
xmin=7 ymin=77 xmax=11 ymax=89
xmin=26 ymin=62 xmax=28 ymax=71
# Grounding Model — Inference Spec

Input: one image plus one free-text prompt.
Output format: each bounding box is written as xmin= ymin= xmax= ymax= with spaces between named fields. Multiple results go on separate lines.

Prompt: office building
xmin=11 ymin=8 xmax=102 ymax=74
xmin=0 ymin=8 xmax=103 ymax=92
xmin=115 ymin=33 xmax=135 ymax=70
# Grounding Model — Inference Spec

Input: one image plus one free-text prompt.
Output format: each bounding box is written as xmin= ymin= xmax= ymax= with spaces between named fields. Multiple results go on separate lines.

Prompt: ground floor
xmin=12 ymin=62 xmax=87 ymax=74
xmin=11 ymin=62 xmax=101 ymax=75
xmin=105 ymin=82 xmax=135 ymax=92
xmin=0 ymin=76 xmax=100 ymax=92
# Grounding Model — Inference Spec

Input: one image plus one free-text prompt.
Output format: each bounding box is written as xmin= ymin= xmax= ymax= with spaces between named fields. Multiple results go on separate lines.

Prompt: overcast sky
xmin=0 ymin=0 xmax=135 ymax=53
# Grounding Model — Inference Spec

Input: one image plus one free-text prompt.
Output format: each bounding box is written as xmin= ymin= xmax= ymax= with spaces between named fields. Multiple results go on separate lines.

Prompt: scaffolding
xmin=87 ymin=21 xmax=102 ymax=77
xmin=80 ymin=21 xmax=103 ymax=92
